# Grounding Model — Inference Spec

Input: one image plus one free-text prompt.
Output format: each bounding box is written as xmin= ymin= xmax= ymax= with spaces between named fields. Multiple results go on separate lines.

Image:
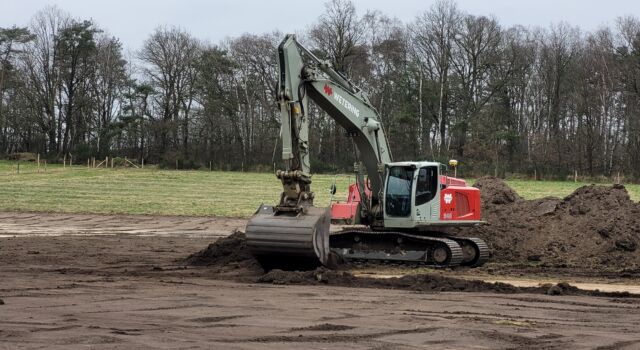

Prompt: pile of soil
xmin=290 ymin=323 xmax=355 ymax=331
xmin=185 ymin=230 xmax=263 ymax=277
xmin=257 ymin=267 xmax=631 ymax=298
xmin=258 ymin=267 xmax=521 ymax=293
xmin=473 ymin=176 xmax=522 ymax=205
xmin=456 ymin=177 xmax=640 ymax=270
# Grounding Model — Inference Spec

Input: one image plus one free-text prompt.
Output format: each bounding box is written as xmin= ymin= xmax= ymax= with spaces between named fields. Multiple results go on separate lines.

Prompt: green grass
xmin=0 ymin=160 xmax=637 ymax=217
xmin=0 ymin=160 xmax=353 ymax=217
xmin=0 ymin=160 xmax=65 ymax=173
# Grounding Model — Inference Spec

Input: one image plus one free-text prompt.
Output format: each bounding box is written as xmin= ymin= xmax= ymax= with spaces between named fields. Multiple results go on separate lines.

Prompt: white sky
xmin=1 ymin=0 xmax=638 ymax=52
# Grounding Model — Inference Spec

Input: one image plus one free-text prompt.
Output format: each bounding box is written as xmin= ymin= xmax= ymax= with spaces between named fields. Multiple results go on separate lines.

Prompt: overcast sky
xmin=1 ymin=0 xmax=639 ymax=52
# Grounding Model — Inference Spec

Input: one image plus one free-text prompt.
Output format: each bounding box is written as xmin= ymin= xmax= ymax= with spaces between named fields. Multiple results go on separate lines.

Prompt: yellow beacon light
xmin=449 ymin=159 xmax=458 ymax=177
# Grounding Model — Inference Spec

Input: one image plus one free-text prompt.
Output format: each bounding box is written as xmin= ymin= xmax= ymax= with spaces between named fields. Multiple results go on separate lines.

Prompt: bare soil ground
xmin=2 ymin=212 xmax=640 ymax=349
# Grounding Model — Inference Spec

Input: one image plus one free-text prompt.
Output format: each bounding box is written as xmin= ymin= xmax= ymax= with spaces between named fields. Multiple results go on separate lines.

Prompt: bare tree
xmin=616 ymin=16 xmax=640 ymax=177
xmin=91 ymin=34 xmax=127 ymax=155
xmin=309 ymin=0 xmax=364 ymax=74
xmin=449 ymin=15 xmax=503 ymax=158
xmin=139 ymin=26 xmax=200 ymax=159
xmin=20 ymin=6 xmax=70 ymax=154
xmin=0 ymin=26 xmax=34 ymax=152
xmin=536 ymin=23 xmax=581 ymax=173
xmin=57 ymin=20 xmax=100 ymax=154
xmin=411 ymin=0 xmax=462 ymax=158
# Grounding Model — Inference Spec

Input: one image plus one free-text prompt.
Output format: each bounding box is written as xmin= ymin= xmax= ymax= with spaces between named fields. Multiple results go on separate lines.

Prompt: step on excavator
xmin=246 ymin=35 xmax=489 ymax=270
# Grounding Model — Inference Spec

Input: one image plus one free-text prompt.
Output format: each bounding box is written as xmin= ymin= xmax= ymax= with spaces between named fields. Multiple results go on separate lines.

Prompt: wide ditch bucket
xmin=245 ymin=204 xmax=332 ymax=270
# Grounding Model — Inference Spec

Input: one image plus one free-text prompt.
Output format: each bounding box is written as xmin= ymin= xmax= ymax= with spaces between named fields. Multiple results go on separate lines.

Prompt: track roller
xmin=446 ymin=237 xmax=490 ymax=267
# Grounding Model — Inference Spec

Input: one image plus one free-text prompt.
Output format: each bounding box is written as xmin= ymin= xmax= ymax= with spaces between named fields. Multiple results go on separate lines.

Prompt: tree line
xmin=1 ymin=0 xmax=640 ymax=179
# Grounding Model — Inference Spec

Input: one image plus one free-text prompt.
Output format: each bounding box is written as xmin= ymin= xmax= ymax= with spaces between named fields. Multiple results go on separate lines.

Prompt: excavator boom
xmin=245 ymin=34 xmax=392 ymax=269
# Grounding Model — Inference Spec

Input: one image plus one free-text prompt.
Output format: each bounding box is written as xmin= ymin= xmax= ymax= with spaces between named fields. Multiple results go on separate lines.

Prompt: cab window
xmin=415 ymin=166 xmax=438 ymax=206
xmin=385 ymin=166 xmax=414 ymax=217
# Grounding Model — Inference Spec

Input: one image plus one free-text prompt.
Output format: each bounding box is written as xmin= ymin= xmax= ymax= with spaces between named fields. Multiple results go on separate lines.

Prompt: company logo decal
xmin=444 ymin=193 xmax=453 ymax=204
xmin=323 ymin=84 xmax=360 ymax=118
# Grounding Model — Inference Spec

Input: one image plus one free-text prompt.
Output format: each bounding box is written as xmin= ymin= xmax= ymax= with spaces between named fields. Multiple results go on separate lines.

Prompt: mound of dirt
xmin=474 ymin=176 xmax=522 ymax=205
xmin=257 ymin=267 xmax=632 ymax=298
xmin=257 ymin=267 xmax=520 ymax=293
xmin=291 ymin=323 xmax=355 ymax=332
xmin=456 ymin=178 xmax=640 ymax=270
xmin=185 ymin=230 xmax=263 ymax=277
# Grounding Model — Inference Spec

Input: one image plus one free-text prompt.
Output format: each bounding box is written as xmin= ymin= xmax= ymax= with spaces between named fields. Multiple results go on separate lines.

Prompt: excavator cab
xmin=383 ymin=162 xmax=438 ymax=229
xmin=382 ymin=161 xmax=482 ymax=230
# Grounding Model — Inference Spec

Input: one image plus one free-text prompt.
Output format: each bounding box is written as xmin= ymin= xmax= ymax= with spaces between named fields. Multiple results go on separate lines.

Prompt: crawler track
xmin=330 ymin=228 xmax=489 ymax=268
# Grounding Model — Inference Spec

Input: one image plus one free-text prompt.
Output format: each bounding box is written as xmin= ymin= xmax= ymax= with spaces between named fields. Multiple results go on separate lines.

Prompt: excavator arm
xmin=246 ymin=34 xmax=392 ymax=268
xmin=276 ymin=34 xmax=391 ymax=220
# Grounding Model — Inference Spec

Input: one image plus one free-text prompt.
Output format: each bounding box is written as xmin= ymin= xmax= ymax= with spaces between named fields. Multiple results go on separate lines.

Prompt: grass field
xmin=1 ymin=160 xmax=638 ymax=217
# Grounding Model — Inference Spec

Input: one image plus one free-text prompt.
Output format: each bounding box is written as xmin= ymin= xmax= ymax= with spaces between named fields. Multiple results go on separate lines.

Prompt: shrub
xmin=6 ymin=152 xmax=38 ymax=161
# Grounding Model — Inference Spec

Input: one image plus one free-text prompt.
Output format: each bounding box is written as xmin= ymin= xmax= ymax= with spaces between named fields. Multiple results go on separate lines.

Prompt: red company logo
xmin=323 ymin=84 xmax=333 ymax=96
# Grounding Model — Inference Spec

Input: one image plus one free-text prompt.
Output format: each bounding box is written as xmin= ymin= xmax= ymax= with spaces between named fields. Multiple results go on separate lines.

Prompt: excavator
xmin=245 ymin=35 xmax=489 ymax=270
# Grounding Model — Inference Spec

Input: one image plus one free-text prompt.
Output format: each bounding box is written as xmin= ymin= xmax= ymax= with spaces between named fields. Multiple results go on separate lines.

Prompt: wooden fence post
xmin=122 ymin=157 xmax=139 ymax=168
xmin=574 ymin=170 xmax=577 ymax=183
xmin=44 ymin=160 xmax=47 ymax=172
xmin=37 ymin=153 xmax=40 ymax=173
xmin=63 ymin=154 xmax=66 ymax=168
xmin=111 ymin=157 xmax=114 ymax=168
xmin=87 ymin=158 xmax=90 ymax=168
xmin=142 ymin=158 xmax=144 ymax=169
xmin=209 ymin=161 xmax=212 ymax=172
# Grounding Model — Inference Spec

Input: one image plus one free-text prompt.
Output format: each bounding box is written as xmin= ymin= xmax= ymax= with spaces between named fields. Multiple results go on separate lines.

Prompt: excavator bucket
xmin=245 ymin=205 xmax=332 ymax=270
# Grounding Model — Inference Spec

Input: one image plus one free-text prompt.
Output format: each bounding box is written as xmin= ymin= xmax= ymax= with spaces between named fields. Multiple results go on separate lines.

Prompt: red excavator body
xmin=438 ymin=176 xmax=481 ymax=222
xmin=331 ymin=176 xmax=480 ymax=224
xmin=330 ymin=183 xmax=370 ymax=224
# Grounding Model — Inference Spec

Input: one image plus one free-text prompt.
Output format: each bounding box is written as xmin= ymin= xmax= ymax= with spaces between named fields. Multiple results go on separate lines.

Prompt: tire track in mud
xmin=497 ymin=296 xmax=640 ymax=308
xmin=593 ymin=340 xmax=640 ymax=350
xmin=468 ymin=329 xmax=570 ymax=350
xmin=401 ymin=308 xmax=640 ymax=329
xmin=498 ymin=302 xmax=640 ymax=313
xmin=188 ymin=315 xmax=247 ymax=323
xmin=218 ymin=326 xmax=441 ymax=344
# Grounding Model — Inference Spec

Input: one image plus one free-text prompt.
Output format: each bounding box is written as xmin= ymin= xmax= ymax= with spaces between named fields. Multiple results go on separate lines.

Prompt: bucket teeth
xmin=245 ymin=205 xmax=331 ymax=270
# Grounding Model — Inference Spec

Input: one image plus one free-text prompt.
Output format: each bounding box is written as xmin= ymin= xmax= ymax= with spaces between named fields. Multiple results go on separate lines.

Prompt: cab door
xmin=383 ymin=166 xmax=415 ymax=228
xmin=413 ymin=166 xmax=440 ymax=224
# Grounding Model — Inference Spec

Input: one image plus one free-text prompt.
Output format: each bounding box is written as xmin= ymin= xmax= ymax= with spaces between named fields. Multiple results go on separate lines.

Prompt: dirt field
xmin=2 ymin=212 xmax=640 ymax=349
